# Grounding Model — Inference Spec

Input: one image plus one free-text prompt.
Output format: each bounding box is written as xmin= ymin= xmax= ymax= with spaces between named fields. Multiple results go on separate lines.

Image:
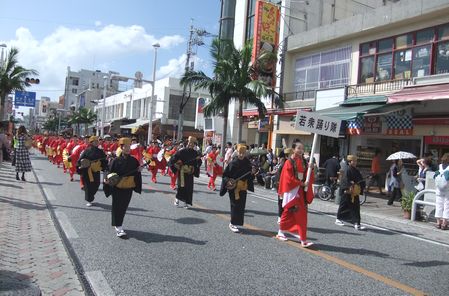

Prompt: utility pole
xmin=176 ymin=21 xmax=214 ymax=142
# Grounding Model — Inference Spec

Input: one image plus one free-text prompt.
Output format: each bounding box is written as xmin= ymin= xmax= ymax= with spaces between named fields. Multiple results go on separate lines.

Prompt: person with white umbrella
xmin=386 ymin=151 xmax=416 ymax=206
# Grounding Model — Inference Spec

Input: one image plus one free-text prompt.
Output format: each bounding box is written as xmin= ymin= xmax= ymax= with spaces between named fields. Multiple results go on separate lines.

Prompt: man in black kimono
xmin=220 ymin=144 xmax=255 ymax=233
xmin=77 ymin=136 xmax=108 ymax=207
xmin=335 ymin=155 xmax=366 ymax=230
xmin=169 ymin=136 xmax=201 ymax=208
xmin=104 ymin=137 xmax=142 ymax=238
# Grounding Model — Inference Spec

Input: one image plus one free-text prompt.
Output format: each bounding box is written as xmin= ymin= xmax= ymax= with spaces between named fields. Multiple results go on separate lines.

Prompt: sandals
xmin=441 ymin=225 xmax=449 ymax=231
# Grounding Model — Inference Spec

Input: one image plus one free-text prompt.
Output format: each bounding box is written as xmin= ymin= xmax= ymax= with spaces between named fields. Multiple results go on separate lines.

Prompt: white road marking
xmin=85 ymin=270 xmax=115 ymax=296
xmin=37 ymin=174 xmax=46 ymax=182
xmin=54 ymin=210 xmax=79 ymax=239
xmin=43 ymin=188 xmax=56 ymax=201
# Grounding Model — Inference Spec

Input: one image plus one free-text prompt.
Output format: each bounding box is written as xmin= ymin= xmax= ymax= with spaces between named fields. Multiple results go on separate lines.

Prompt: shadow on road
xmin=0 ymin=270 xmax=41 ymax=295
xmin=175 ymin=217 xmax=207 ymax=225
xmin=126 ymin=230 xmax=208 ymax=245
xmin=317 ymin=244 xmax=390 ymax=258
xmin=403 ymin=260 xmax=449 ymax=268
xmin=308 ymin=227 xmax=360 ymax=236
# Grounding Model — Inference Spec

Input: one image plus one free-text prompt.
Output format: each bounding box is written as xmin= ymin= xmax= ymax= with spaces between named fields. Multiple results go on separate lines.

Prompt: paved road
xmin=31 ymin=153 xmax=449 ymax=296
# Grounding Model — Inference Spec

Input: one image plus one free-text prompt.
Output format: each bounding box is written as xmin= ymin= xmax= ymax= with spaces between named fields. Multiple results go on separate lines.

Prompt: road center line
xmin=43 ymin=188 xmax=56 ymax=201
xmin=192 ymin=202 xmax=427 ymax=296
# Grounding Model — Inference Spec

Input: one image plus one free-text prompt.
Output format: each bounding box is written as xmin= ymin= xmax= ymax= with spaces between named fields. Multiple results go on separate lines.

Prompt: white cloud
xmin=94 ymin=21 xmax=102 ymax=27
xmin=2 ymin=25 xmax=185 ymax=100
xmin=156 ymin=54 xmax=205 ymax=79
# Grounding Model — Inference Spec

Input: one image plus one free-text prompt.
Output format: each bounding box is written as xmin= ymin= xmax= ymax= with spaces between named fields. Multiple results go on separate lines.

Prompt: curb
xmin=31 ymin=155 xmax=95 ymax=296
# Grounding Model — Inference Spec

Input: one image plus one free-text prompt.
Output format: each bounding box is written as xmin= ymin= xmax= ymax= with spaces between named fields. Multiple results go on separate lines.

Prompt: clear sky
xmin=0 ymin=0 xmax=221 ymax=114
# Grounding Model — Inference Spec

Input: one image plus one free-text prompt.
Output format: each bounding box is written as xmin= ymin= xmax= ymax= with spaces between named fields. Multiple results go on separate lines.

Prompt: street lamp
xmin=56 ymin=109 xmax=66 ymax=135
xmin=147 ymin=42 xmax=160 ymax=145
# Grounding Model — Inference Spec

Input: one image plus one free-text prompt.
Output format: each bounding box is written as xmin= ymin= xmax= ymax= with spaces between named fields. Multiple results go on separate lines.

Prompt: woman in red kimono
xmin=276 ymin=141 xmax=314 ymax=248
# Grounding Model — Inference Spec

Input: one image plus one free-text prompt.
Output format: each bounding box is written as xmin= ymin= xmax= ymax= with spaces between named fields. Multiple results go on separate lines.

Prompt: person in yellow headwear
xmin=335 ymin=154 xmax=366 ymax=230
xmin=219 ymin=144 xmax=256 ymax=233
xmin=169 ymin=136 xmax=202 ymax=208
xmin=104 ymin=137 xmax=142 ymax=238
xmin=77 ymin=136 xmax=108 ymax=207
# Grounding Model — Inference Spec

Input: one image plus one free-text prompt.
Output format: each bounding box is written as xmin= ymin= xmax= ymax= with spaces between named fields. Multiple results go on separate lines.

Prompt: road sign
xmin=294 ymin=110 xmax=342 ymax=138
xmin=14 ymin=91 xmax=36 ymax=107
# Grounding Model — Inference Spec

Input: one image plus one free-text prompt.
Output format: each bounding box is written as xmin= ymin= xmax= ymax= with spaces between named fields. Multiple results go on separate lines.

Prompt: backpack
xmin=434 ymin=164 xmax=449 ymax=191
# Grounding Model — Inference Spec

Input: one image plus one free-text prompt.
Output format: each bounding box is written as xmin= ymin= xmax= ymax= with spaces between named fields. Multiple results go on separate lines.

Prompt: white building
xmin=62 ymin=67 xmax=120 ymax=111
xmin=95 ymin=77 xmax=214 ymax=141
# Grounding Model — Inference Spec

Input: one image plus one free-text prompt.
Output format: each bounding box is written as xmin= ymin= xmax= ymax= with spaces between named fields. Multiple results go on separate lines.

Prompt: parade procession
xmin=2 ymin=0 xmax=449 ymax=295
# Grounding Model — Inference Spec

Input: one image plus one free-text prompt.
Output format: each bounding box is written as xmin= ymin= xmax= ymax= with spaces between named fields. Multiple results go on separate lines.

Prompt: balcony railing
xmin=347 ymin=79 xmax=412 ymax=97
xmin=282 ymin=90 xmax=316 ymax=102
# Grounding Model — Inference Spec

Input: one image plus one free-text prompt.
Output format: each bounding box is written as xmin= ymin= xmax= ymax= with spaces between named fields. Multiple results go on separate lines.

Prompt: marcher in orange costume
xmin=166 ymin=143 xmax=178 ymax=190
xmin=130 ymin=138 xmax=144 ymax=164
xmin=206 ymin=145 xmax=221 ymax=191
xmin=69 ymin=136 xmax=88 ymax=182
xmin=276 ymin=141 xmax=314 ymax=248
xmin=144 ymin=140 xmax=160 ymax=183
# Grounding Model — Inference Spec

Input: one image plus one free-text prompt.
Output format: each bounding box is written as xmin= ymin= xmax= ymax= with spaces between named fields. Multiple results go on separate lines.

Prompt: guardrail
xmin=411 ymin=189 xmax=436 ymax=221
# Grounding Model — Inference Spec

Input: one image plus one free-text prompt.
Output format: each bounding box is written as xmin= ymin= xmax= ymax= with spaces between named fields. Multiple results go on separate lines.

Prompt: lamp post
xmin=56 ymin=109 xmax=66 ymax=135
xmin=147 ymin=42 xmax=160 ymax=145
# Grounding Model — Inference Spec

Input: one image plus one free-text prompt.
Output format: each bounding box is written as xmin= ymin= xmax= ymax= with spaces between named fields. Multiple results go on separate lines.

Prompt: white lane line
xmin=54 ymin=210 xmax=79 ymax=239
xmin=85 ymin=270 xmax=115 ymax=296
xmin=43 ymin=188 xmax=56 ymax=201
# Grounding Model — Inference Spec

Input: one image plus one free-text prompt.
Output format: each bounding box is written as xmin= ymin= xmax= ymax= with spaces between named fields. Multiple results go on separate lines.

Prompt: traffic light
xmin=25 ymin=77 xmax=40 ymax=84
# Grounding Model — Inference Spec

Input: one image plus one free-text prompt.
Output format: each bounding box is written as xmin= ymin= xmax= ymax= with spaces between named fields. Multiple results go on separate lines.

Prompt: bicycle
xmin=317 ymin=177 xmax=368 ymax=205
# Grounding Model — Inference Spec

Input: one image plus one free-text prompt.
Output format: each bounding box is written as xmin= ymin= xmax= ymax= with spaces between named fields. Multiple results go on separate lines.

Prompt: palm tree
xmin=181 ymin=39 xmax=272 ymax=152
xmin=67 ymin=110 xmax=81 ymax=135
xmin=78 ymin=107 xmax=97 ymax=135
xmin=0 ymin=47 xmax=38 ymax=120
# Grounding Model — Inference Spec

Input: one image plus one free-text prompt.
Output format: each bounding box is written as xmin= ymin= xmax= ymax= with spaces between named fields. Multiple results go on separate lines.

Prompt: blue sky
xmin=0 ymin=0 xmax=221 ymax=110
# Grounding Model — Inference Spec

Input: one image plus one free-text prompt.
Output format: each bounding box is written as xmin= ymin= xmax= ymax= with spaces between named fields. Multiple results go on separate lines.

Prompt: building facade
xmin=62 ymin=67 xmax=120 ymax=111
xmin=95 ymin=77 xmax=213 ymax=141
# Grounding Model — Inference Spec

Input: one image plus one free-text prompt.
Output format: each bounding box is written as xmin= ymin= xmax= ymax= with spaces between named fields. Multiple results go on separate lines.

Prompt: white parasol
xmin=386 ymin=151 xmax=417 ymax=160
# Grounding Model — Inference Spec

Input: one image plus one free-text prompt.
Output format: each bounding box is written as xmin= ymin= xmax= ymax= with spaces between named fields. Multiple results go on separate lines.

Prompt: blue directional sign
xmin=14 ymin=91 xmax=36 ymax=107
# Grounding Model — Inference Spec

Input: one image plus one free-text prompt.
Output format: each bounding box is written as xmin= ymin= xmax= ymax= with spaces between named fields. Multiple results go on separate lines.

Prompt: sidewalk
xmin=199 ymin=172 xmax=449 ymax=246
xmin=0 ymin=161 xmax=84 ymax=296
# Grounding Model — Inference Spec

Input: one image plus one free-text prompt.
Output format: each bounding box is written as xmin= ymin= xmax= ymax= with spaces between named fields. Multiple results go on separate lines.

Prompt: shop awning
xmin=317 ymin=104 xmax=385 ymax=121
xmin=362 ymin=103 xmax=414 ymax=117
xmin=120 ymin=119 xmax=159 ymax=129
xmin=342 ymin=95 xmax=387 ymax=106
xmin=388 ymin=83 xmax=449 ymax=104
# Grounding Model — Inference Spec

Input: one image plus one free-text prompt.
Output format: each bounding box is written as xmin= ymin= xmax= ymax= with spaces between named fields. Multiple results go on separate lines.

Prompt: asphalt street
xmin=30 ymin=152 xmax=449 ymax=296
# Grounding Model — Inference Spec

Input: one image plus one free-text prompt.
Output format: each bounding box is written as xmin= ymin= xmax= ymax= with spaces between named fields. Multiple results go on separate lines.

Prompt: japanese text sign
xmin=294 ymin=110 xmax=341 ymax=138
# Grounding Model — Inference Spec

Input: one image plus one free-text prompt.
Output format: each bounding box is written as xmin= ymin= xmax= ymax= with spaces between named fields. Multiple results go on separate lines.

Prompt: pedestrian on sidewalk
xmin=77 ymin=136 xmax=108 ymax=207
xmin=220 ymin=144 xmax=255 ymax=233
xmin=367 ymin=149 xmax=385 ymax=195
xmin=0 ymin=125 xmax=11 ymax=163
xmin=104 ymin=137 xmax=142 ymax=238
xmin=434 ymin=153 xmax=449 ymax=230
xmin=14 ymin=126 xmax=32 ymax=181
xmin=276 ymin=141 xmax=315 ymax=247
xmin=335 ymin=155 xmax=366 ymax=230
xmin=387 ymin=159 xmax=403 ymax=206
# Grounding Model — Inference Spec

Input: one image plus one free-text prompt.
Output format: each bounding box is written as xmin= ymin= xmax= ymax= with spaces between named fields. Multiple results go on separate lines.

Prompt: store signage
xmin=248 ymin=120 xmax=259 ymax=129
xmin=424 ymin=136 xmax=449 ymax=146
xmin=258 ymin=117 xmax=270 ymax=132
xmin=385 ymin=110 xmax=413 ymax=136
xmin=363 ymin=116 xmax=382 ymax=134
xmin=294 ymin=110 xmax=341 ymax=138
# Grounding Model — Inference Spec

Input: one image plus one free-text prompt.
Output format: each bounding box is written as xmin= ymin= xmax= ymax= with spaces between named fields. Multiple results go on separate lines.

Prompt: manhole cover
xmin=0 ymin=279 xmax=41 ymax=296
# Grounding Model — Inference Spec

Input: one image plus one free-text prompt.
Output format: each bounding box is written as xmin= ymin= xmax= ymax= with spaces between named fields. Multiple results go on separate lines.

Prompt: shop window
xmin=438 ymin=23 xmax=449 ymax=40
xmin=378 ymin=38 xmax=393 ymax=53
xmin=376 ymin=54 xmax=392 ymax=81
xmin=360 ymin=56 xmax=375 ymax=83
xmin=395 ymin=33 xmax=413 ymax=49
xmin=394 ymin=49 xmax=412 ymax=79
xmin=416 ymin=28 xmax=434 ymax=44
xmin=435 ymin=41 xmax=449 ymax=74
xmin=412 ymin=45 xmax=431 ymax=78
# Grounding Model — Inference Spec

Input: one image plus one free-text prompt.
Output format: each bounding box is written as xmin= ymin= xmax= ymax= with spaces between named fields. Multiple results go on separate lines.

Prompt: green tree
xmin=181 ymin=39 xmax=272 ymax=152
xmin=0 ymin=47 xmax=38 ymax=120
xmin=67 ymin=110 xmax=81 ymax=135
xmin=42 ymin=117 xmax=59 ymax=132
xmin=78 ymin=107 xmax=97 ymax=135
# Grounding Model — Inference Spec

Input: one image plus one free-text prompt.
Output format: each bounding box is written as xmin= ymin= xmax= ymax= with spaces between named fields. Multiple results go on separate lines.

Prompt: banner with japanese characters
xmin=294 ymin=110 xmax=342 ymax=138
